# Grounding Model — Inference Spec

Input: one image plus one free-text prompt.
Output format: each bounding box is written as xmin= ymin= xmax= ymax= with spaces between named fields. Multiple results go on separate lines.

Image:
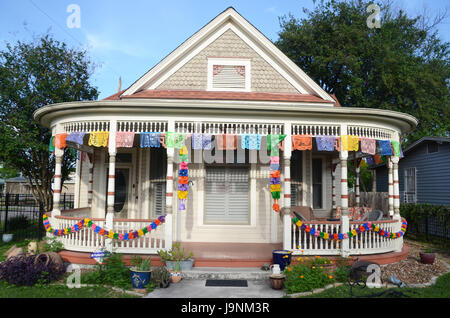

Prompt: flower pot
xmin=165 ymin=261 xmax=177 ymax=270
xmin=130 ymin=268 xmax=152 ymax=289
xmin=269 ymin=274 xmax=285 ymax=290
xmin=419 ymin=252 xmax=435 ymax=265
xmin=272 ymin=250 xmax=292 ymax=271
xmin=2 ymin=234 xmax=13 ymax=243
xmin=170 ymin=270 xmax=182 ymax=283
xmin=179 ymin=259 xmax=194 ymax=271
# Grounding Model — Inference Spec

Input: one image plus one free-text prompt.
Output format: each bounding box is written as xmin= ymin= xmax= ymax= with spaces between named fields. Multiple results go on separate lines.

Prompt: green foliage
xmin=157 ymin=242 xmax=194 ymax=262
xmin=150 ymin=266 xmax=170 ymax=288
xmin=284 ymin=263 xmax=335 ymax=294
xmin=333 ymin=266 xmax=350 ymax=283
xmin=0 ymin=34 xmax=98 ymax=210
xmin=276 ymin=0 xmax=450 ymax=146
xmin=400 ymin=203 xmax=450 ymax=228
xmin=130 ymin=256 xmax=151 ymax=271
xmin=6 ymin=215 xmax=29 ymax=231
xmin=81 ymin=253 xmax=131 ymax=290
xmin=39 ymin=237 xmax=64 ymax=253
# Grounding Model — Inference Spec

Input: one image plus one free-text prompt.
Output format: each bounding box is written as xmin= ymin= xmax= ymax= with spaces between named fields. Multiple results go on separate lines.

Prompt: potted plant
xmin=169 ymin=262 xmax=182 ymax=283
xmin=419 ymin=248 xmax=435 ymax=264
xmin=130 ymin=256 xmax=152 ymax=289
xmin=151 ymin=266 xmax=171 ymax=288
xmin=157 ymin=243 xmax=194 ymax=271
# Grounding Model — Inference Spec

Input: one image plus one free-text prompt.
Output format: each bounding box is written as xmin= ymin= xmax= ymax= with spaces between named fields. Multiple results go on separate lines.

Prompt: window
xmin=427 ymin=142 xmax=438 ymax=153
xmin=204 ymin=165 xmax=249 ymax=224
xmin=312 ymin=158 xmax=323 ymax=209
xmin=404 ymin=167 xmax=417 ymax=203
xmin=290 ymin=150 xmax=303 ymax=206
xmin=150 ymin=148 xmax=167 ymax=216
xmin=207 ymin=58 xmax=251 ymax=92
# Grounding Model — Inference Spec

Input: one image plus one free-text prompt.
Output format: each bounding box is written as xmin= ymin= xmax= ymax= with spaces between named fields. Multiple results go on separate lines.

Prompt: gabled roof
xmin=107 ymin=7 xmax=337 ymax=105
xmin=403 ymin=136 xmax=450 ymax=154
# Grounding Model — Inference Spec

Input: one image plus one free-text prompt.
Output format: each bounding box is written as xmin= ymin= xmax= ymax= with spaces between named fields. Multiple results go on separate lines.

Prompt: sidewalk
xmin=145 ymin=279 xmax=285 ymax=298
xmin=145 ymin=267 xmax=285 ymax=298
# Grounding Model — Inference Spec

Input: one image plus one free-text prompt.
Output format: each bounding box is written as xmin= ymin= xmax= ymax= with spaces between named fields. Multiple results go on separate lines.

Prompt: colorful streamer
xmin=42 ymin=214 xmax=166 ymax=240
xmin=177 ymin=145 xmax=189 ymax=210
xmin=291 ymin=216 xmax=407 ymax=240
xmin=270 ymin=156 xmax=281 ymax=213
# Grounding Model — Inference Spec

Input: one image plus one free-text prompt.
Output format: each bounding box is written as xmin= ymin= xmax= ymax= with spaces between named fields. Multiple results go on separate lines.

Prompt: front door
xmin=105 ymin=165 xmax=132 ymax=218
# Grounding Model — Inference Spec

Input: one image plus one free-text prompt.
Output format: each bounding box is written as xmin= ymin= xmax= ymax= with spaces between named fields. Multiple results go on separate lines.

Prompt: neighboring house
xmin=33 ymin=8 xmax=417 ymax=265
xmin=374 ymin=137 xmax=450 ymax=206
xmin=3 ymin=174 xmax=75 ymax=195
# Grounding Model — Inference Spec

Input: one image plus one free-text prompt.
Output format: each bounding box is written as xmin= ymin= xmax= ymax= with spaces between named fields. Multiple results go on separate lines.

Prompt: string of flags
xmin=291 ymin=216 xmax=407 ymax=240
xmin=42 ymin=214 xmax=166 ymax=240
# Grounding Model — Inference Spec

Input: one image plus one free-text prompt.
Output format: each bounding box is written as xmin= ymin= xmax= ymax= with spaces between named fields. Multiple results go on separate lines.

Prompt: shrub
xmin=40 ymin=237 xmax=65 ymax=253
xmin=333 ymin=265 xmax=350 ymax=283
xmin=284 ymin=264 xmax=334 ymax=294
xmin=6 ymin=215 xmax=29 ymax=231
xmin=81 ymin=253 xmax=131 ymax=290
xmin=0 ymin=255 xmax=65 ymax=286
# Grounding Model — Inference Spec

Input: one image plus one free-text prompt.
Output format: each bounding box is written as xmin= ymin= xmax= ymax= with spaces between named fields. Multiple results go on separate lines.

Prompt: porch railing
xmin=51 ymin=214 xmax=167 ymax=254
xmin=289 ymin=219 xmax=401 ymax=256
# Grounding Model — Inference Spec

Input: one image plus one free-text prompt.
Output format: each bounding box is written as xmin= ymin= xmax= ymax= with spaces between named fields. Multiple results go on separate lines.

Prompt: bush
xmin=284 ymin=264 xmax=334 ymax=294
xmin=81 ymin=253 xmax=131 ymax=290
xmin=6 ymin=215 xmax=29 ymax=231
xmin=0 ymin=255 xmax=65 ymax=286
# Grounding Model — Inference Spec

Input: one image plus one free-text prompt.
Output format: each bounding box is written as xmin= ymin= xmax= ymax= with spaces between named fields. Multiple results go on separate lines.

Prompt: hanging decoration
xmin=315 ymin=135 xmax=338 ymax=152
xmin=139 ymin=132 xmax=160 ymax=148
xmin=292 ymin=135 xmax=312 ymax=151
xmin=266 ymin=134 xmax=286 ymax=156
xmin=341 ymin=135 xmax=360 ymax=151
xmin=42 ymin=214 xmax=166 ymax=240
xmin=165 ymin=132 xmax=186 ymax=149
xmin=192 ymin=133 xmax=212 ymax=150
xmin=66 ymin=132 xmax=86 ymax=145
xmin=177 ymin=145 xmax=189 ymax=211
xmin=241 ymin=134 xmax=261 ymax=150
xmin=116 ymin=131 xmax=135 ymax=148
xmin=291 ymin=216 xmax=407 ymax=240
xmin=270 ymin=156 xmax=281 ymax=213
xmin=88 ymin=131 xmax=109 ymax=147
xmin=48 ymin=136 xmax=55 ymax=152
xmin=360 ymin=137 xmax=376 ymax=155
xmin=378 ymin=140 xmax=393 ymax=156
xmin=54 ymin=133 xmax=69 ymax=149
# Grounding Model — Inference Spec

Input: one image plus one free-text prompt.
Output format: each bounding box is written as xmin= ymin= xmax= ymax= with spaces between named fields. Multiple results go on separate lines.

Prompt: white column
xmin=339 ymin=124 xmax=350 ymax=257
xmin=164 ymin=120 xmax=175 ymax=250
xmin=87 ymin=154 xmax=94 ymax=206
xmin=74 ymin=154 xmax=81 ymax=209
xmin=282 ymin=125 xmax=292 ymax=250
xmin=355 ymin=159 xmax=361 ymax=207
xmin=105 ymin=120 xmax=116 ymax=252
xmin=332 ymin=163 xmax=337 ymax=212
xmin=52 ymin=124 xmax=64 ymax=218
xmin=387 ymin=157 xmax=394 ymax=217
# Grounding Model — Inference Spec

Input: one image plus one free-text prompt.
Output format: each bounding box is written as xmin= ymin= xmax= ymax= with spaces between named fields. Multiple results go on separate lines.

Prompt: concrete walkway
xmin=145 ymin=267 xmax=285 ymax=298
xmin=145 ymin=279 xmax=285 ymax=298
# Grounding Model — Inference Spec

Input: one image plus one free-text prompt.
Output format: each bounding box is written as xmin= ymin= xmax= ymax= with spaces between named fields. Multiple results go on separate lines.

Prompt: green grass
xmin=294 ymin=272 xmax=450 ymax=298
xmin=0 ymin=280 xmax=139 ymax=298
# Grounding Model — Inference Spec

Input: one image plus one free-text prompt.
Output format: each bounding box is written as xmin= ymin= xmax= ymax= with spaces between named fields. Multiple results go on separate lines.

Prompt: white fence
xmin=51 ymin=216 xmax=167 ymax=254
xmin=289 ymin=219 xmax=401 ymax=256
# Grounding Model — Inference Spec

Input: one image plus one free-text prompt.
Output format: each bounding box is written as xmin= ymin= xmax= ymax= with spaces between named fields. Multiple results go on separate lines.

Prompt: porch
xmin=42 ymin=115 xmax=410 ymax=265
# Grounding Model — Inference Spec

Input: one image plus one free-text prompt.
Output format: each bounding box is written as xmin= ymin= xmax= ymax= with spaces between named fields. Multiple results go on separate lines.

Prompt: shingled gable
xmin=106 ymin=7 xmax=337 ymax=105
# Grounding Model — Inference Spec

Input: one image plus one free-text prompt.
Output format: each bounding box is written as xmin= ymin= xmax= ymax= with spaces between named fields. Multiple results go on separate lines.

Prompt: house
xmin=33 ymin=7 xmax=416 ymax=266
xmin=373 ymin=137 xmax=450 ymax=206
xmin=2 ymin=174 xmax=76 ymax=196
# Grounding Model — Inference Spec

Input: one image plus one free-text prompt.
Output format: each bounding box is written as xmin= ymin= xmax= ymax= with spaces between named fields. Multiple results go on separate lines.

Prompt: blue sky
xmin=1 ymin=0 xmax=449 ymax=99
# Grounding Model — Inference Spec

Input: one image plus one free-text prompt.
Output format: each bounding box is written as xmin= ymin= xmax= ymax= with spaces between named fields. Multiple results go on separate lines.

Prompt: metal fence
xmin=0 ymin=193 xmax=74 ymax=242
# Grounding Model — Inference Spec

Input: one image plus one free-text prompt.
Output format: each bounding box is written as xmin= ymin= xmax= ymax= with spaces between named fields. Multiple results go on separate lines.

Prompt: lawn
xmin=293 ymin=271 xmax=450 ymax=298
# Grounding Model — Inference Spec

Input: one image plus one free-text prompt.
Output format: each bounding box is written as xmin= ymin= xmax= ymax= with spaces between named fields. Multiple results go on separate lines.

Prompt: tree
xmin=276 ymin=0 xmax=449 ymax=146
xmin=0 ymin=35 xmax=98 ymax=210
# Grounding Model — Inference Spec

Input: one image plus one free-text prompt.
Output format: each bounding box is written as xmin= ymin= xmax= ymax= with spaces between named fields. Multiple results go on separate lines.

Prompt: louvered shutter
xmin=151 ymin=181 xmax=165 ymax=216
xmin=212 ymin=65 xmax=246 ymax=90
xmin=205 ymin=166 xmax=249 ymax=224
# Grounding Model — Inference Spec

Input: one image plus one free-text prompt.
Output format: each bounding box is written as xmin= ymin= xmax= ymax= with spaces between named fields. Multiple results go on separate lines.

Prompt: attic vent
xmin=207 ymin=58 xmax=251 ymax=92
xmin=212 ymin=65 xmax=246 ymax=89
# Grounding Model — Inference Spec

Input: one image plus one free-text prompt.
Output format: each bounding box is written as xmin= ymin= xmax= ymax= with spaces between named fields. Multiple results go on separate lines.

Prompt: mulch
xmin=380 ymin=241 xmax=450 ymax=285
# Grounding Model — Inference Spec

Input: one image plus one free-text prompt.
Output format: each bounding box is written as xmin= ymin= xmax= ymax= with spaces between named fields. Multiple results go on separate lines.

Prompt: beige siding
xmin=156 ymin=29 xmax=299 ymax=93
xmin=78 ymin=156 xmax=91 ymax=208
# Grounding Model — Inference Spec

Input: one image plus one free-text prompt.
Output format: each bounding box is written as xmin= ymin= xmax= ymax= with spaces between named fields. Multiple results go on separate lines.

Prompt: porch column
xmin=387 ymin=157 xmax=394 ymax=217
xmin=355 ymin=158 xmax=361 ymax=207
xmin=52 ymin=151 xmax=64 ymax=216
xmin=105 ymin=120 xmax=117 ymax=252
xmin=332 ymin=163 xmax=337 ymax=213
xmin=391 ymin=155 xmax=402 ymax=251
xmin=282 ymin=125 xmax=292 ymax=250
xmin=164 ymin=121 xmax=175 ymax=250
xmin=87 ymin=154 xmax=94 ymax=206
xmin=339 ymin=131 xmax=350 ymax=257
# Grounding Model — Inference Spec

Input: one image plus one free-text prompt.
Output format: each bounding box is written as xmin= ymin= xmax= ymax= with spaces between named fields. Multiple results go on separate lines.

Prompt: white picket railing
xmin=51 ymin=215 xmax=167 ymax=254
xmin=290 ymin=219 xmax=400 ymax=256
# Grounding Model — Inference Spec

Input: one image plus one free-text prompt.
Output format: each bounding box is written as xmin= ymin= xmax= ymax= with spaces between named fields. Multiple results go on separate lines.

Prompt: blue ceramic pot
xmin=130 ymin=269 xmax=151 ymax=289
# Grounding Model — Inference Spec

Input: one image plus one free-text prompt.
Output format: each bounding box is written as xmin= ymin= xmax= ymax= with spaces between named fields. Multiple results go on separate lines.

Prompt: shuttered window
xmin=404 ymin=167 xmax=417 ymax=203
xmin=290 ymin=150 xmax=303 ymax=206
xmin=312 ymin=158 xmax=323 ymax=209
xmin=212 ymin=65 xmax=246 ymax=90
xmin=150 ymin=148 xmax=167 ymax=217
xmin=205 ymin=166 xmax=249 ymax=224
